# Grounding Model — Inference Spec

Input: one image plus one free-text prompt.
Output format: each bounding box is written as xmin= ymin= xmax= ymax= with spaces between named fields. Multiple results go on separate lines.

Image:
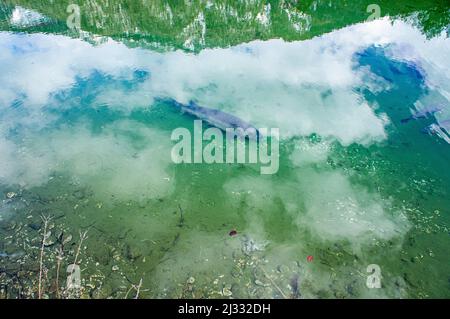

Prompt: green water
xmin=0 ymin=1 xmax=449 ymax=299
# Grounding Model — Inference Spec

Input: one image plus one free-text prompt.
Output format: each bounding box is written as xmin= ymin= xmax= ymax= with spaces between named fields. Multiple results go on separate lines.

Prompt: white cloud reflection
xmin=0 ymin=17 xmax=449 ymax=196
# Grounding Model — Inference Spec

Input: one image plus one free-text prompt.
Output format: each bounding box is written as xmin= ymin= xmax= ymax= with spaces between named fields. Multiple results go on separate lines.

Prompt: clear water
xmin=0 ymin=1 xmax=449 ymax=299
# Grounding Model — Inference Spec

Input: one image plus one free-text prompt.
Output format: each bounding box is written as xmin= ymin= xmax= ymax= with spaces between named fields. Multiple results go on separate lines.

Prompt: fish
xmin=159 ymin=98 xmax=261 ymax=139
xmin=401 ymin=106 xmax=443 ymax=123
xmin=290 ymin=274 xmax=301 ymax=299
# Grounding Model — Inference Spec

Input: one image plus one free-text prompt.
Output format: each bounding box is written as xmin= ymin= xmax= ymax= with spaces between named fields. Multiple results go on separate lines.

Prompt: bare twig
xmin=259 ymin=266 xmax=288 ymax=299
xmin=55 ymin=247 xmax=64 ymax=299
xmin=64 ymin=230 xmax=88 ymax=299
xmin=134 ymin=278 xmax=143 ymax=299
xmin=124 ymin=278 xmax=143 ymax=299
xmin=124 ymin=285 xmax=134 ymax=299
xmin=73 ymin=230 xmax=88 ymax=266
xmin=38 ymin=215 xmax=52 ymax=299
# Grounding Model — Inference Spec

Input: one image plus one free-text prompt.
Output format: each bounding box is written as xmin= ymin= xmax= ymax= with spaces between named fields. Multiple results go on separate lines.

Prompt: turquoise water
xmin=0 ymin=3 xmax=449 ymax=299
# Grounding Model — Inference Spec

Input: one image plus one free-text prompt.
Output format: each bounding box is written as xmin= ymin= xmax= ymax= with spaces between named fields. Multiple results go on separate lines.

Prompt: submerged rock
xmin=43 ymin=231 xmax=56 ymax=247
xmin=124 ymin=244 xmax=142 ymax=260
xmin=63 ymin=234 xmax=73 ymax=245
xmin=222 ymin=287 xmax=232 ymax=297
xmin=277 ymin=265 xmax=289 ymax=273
xmin=254 ymin=280 xmax=267 ymax=287
xmin=6 ymin=192 xmax=17 ymax=199
xmin=241 ymin=235 xmax=268 ymax=255
xmin=28 ymin=222 xmax=41 ymax=230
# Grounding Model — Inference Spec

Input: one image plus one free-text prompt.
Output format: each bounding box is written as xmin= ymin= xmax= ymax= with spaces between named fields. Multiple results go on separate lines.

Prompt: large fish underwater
xmin=158 ymin=98 xmax=261 ymax=139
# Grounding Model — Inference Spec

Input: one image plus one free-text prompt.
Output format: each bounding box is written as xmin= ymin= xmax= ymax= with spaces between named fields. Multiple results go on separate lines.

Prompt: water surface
xmin=0 ymin=1 xmax=449 ymax=299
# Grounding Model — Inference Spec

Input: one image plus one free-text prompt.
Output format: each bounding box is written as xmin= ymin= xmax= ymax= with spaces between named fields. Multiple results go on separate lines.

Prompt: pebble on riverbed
xmin=222 ymin=287 xmax=232 ymax=296
xmin=6 ymin=192 xmax=17 ymax=199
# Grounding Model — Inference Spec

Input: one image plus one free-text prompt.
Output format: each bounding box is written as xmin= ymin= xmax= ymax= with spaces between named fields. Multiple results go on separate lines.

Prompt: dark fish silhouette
xmin=159 ymin=98 xmax=260 ymax=139
xmin=290 ymin=273 xmax=300 ymax=299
